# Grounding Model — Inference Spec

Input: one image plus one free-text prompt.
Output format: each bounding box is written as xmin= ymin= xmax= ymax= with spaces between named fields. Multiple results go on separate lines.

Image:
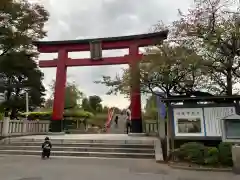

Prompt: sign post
xmin=155 ymin=92 xmax=169 ymax=159
xmin=155 ymin=92 xmax=166 ymax=137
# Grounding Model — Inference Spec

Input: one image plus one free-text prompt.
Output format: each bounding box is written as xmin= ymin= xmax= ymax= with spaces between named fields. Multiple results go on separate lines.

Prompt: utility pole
xmin=26 ymin=92 xmax=29 ymax=119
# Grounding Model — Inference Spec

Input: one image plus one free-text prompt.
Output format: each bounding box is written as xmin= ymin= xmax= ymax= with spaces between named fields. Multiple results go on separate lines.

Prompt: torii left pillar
xmin=50 ymin=49 xmax=67 ymax=132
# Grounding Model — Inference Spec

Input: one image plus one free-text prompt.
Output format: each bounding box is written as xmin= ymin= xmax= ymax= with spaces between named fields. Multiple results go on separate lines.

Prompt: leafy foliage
xmin=82 ymin=95 xmax=103 ymax=113
xmin=96 ymin=41 xmax=213 ymax=98
xmin=144 ymin=95 xmax=158 ymax=120
xmin=45 ymin=81 xmax=84 ymax=110
xmin=88 ymin=113 xmax=108 ymax=128
xmin=19 ymin=110 xmax=93 ymax=120
xmin=96 ymin=0 xmax=240 ymax=98
xmin=174 ymin=142 xmax=206 ymax=164
xmin=204 ymin=147 xmax=219 ymax=165
xmin=0 ymin=0 xmax=49 ymax=118
xmin=173 ymin=0 xmax=240 ymax=95
xmin=89 ymin=95 xmax=102 ymax=112
xmin=173 ymin=142 xmax=233 ymax=166
xmin=218 ymin=142 xmax=233 ymax=166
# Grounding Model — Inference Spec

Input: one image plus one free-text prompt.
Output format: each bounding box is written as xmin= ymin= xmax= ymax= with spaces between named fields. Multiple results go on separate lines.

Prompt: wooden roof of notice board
xmin=160 ymin=95 xmax=240 ymax=103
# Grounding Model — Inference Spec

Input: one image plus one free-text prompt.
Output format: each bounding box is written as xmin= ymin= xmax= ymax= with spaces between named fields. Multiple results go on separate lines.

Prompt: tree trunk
xmin=226 ymin=69 xmax=233 ymax=96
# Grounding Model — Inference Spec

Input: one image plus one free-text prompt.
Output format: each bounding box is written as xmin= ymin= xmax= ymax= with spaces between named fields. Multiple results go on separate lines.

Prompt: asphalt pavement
xmin=0 ymin=155 xmax=239 ymax=180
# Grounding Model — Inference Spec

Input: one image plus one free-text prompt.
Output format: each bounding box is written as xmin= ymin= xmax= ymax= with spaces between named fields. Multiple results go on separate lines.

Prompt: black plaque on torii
xmin=90 ymin=40 xmax=102 ymax=60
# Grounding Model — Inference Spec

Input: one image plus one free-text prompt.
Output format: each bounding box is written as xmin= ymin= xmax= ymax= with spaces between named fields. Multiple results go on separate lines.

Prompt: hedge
xmin=87 ymin=113 xmax=108 ymax=128
xmin=173 ymin=142 xmax=233 ymax=167
xmin=19 ymin=110 xmax=94 ymax=120
xmin=17 ymin=111 xmax=109 ymax=129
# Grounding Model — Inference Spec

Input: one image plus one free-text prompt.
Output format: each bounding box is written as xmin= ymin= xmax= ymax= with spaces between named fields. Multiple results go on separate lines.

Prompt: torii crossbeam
xmin=33 ymin=30 xmax=168 ymax=133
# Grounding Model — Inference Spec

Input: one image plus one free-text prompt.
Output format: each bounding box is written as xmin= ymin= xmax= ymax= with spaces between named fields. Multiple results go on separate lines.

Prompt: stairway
xmin=0 ymin=137 xmax=156 ymax=159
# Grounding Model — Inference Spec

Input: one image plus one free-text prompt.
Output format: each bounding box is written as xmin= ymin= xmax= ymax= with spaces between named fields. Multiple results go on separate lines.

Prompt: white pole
xmin=26 ymin=92 xmax=29 ymax=119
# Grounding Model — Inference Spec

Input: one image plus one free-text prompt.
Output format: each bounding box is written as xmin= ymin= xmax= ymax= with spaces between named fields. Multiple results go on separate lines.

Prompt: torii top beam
xmin=33 ymin=31 xmax=169 ymax=53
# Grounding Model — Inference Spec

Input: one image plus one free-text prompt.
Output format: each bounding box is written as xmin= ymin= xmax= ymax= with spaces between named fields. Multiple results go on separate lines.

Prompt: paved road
xmin=0 ymin=155 xmax=239 ymax=180
xmin=109 ymin=114 xmax=126 ymax=134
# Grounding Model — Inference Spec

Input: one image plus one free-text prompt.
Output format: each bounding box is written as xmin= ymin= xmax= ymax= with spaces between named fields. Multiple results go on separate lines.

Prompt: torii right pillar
xmin=129 ymin=45 xmax=142 ymax=133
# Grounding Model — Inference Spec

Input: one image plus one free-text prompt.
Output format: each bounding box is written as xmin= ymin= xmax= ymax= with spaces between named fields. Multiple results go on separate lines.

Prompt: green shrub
xmin=218 ymin=142 xmax=233 ymax=166
xmin=204 ymin=147 xmax=219 ymax=165
xmin=88 ymin=113 xmax=108 ymax=128
xmin=176 ymin=142 xmax=206 ymax=164
xmin=173 ymin=142 xmax=233 ymax=167
xmin=19 ymin=110 xmax=94 ymax=120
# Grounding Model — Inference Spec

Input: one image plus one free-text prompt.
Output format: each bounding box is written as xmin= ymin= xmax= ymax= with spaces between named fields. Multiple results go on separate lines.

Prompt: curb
xmin=168 ymin=162 xmax=232 ymax=172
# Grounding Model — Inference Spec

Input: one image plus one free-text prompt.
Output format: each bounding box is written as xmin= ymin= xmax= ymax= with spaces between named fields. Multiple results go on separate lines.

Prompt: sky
xmin=33 ymin=0 xmax=193 ymax=109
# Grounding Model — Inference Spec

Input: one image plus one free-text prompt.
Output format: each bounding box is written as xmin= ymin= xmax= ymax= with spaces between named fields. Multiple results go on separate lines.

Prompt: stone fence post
xmin=2 ymin=117 xmax=10 ymax=137
xmin=22 ymin=119 xmax=28 ymax=134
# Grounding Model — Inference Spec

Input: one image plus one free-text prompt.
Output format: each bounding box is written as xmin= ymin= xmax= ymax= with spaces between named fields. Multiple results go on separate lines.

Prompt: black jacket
xmin=42 ymin=141 xmax=52 ymax=150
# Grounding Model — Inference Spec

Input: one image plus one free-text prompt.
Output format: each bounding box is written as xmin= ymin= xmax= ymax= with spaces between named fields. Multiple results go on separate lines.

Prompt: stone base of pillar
xmin=48 ymin=132 xmax=65 ymax=135
xmin=49 ymin=119 xmax=63 ymax=133
xmin=128 ymin=133 xmax=146 ymax=137
xmin=131 ymin=118 xmax=143 ymax=133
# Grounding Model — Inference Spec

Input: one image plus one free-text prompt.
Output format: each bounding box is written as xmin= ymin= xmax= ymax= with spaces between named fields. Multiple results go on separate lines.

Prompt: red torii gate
xmin=33 ymin=31 xmax=168 ymax=133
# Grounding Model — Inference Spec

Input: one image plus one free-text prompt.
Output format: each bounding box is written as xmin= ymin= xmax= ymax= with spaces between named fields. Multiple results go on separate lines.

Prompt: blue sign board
xmin=155 ymin=92 xmax=166 ymax=119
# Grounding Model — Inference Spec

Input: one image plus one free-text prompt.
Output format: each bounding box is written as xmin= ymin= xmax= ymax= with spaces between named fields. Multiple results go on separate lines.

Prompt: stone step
xmin=0 ymin=150 xmax=155 ymax=159
xmin=0 ymin=146 xmax=155 ymax=154
xmin=1 ymin=138 xmax=155 ymax=145
xmin=1 ymin=142 xmax=154 ymax=149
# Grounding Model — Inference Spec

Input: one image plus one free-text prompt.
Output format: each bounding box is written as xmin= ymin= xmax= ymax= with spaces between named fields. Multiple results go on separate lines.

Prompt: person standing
xmin=83 ymin=118 xmax=87 ymax=131
xmin=114 ymin=115 xmax=119 ymax=128
xmin=125 ymin=108 xmax=131 ymax=134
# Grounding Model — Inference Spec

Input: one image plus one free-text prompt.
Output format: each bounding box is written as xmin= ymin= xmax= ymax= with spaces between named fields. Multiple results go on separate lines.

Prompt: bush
xmin=173 ymin=142 xmax=233 ymax=167
xmin=218 ymin=142 xmax=233 ymax=166
xmin=19 ymin=110 xmax=94 ymax=120
xmin=176 ymin=142 xmax=206 ymax=164
xmin=204 ymin=147 xmax=219 ymax=165
xmin=88 ymin=113 xmax=108 ymax=128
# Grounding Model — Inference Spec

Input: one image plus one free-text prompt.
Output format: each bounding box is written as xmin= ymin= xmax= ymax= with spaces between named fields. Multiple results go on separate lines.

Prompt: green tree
xmin=96 ymin=42 xmax=210 ymax=98
xmin=0 ymin=0 xmax=49 ymax=118
xmin=47 ymin=81 xmax=84 ymax=109
xmin=82 ymin=97 xmax=92 ymax=112
xmin=102 ymin=106 xmax=109 ymax=113
xmin=96 ymin=0 xmax=240 ymax=98
xmin=173 ymin=0 xmax=240 ymax=95
xmin=44 ymin=98 xmax=53 ymax=110
xmin=144 ymin=95 xmax=158 ymax=120
xmin=89 ymin=95 xmax=102 ymax=112
xmin=64 ymin=82 xmax=84 ymax=109
xmin=112 ymin=107 xmax=121 ymax=114
xmin=82 ymin=95 xmax=103 ymax=113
